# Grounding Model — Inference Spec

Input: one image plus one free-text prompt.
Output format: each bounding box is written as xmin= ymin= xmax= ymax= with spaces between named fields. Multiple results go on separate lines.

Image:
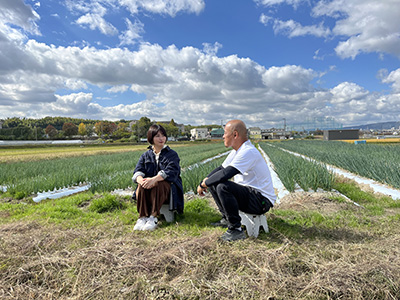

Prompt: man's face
xmin=223 ymin=124 xmax=234 ymax=148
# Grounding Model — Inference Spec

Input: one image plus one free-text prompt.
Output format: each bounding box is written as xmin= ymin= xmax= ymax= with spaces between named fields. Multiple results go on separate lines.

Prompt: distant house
xmin=261 ymin=128 xmax=290 ymax=139
xmin=210 ymin=128 xmax=224 ymax=139
xmin=191 ymin=128 xmax=208 ymax=140
xmin=323 ymin=129 xmax=359 ymax=141
xmin=249 ymin=127 xmax=261 ymax=139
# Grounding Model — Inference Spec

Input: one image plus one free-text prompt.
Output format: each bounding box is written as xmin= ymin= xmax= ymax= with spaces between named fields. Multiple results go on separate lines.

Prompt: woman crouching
xmin=132 ymin=124 xmax=184 ymax=231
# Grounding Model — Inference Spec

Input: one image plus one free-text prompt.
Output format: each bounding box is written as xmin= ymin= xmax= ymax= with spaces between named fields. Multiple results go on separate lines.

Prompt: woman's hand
xmin=138 ymin=175 xmax=163 ymax=189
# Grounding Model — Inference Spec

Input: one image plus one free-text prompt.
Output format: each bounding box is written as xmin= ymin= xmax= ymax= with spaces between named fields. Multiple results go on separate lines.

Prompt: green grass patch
xmin=88 ymin=193 xmax=127 ymax=213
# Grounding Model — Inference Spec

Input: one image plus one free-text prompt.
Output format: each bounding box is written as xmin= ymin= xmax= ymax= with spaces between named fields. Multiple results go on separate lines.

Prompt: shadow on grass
xmin=158 ymin=197 xmax=222 ymax=229
xmin=264 ymin=213 xmax=374 ymax=244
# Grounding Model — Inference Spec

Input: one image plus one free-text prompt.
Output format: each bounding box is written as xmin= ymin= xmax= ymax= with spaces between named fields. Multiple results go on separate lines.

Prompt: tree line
xmin=0 ymin=116 xmax=186 ymax=142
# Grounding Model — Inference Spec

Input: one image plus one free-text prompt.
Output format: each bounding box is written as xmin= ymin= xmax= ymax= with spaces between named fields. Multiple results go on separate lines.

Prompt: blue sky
xmin=1 ymin=0 xmax=400 ymax=129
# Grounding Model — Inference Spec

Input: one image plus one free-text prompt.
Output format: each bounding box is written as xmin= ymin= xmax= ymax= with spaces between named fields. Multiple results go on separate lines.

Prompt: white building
xmin=190 ymin=128 xmax=208 ymax=140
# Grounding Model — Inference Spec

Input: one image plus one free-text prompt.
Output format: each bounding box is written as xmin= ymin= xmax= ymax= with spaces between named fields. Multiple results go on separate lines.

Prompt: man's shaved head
xmin=226 ymin=119 xmax=248 ymax=140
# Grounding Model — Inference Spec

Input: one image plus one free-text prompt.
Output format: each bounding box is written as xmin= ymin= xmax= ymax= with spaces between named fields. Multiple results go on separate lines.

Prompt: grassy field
xmin=1 ymin=142 xmax=400 ymax=299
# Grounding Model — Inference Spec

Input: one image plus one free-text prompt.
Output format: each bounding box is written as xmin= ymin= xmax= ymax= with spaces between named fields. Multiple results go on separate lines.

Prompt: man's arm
xmin=204 ymin=166 xmax=240 ymax=186
xmin=197 ymin=166 xmax=240 ymax=195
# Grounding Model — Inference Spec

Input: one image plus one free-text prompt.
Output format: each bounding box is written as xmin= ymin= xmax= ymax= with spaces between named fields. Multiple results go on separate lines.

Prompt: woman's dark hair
xmin=147 ymin=124 xmax=168 ymax=144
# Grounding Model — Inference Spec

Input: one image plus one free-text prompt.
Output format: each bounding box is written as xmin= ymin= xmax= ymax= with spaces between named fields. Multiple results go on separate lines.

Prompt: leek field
xmin=1 ymin=140 xmax=400 ymax=299
xmin=270 ymin=139 xmax=400 ymax=190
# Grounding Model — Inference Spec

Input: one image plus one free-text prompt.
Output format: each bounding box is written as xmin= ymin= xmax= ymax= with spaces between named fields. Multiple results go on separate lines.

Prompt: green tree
xmin=159 ymin=119 xmax=179 ymax=137
xmin=113 ymin=122 xmax=130 ymax=139
xmin=133 ymin=117 xmax=152 ymax=140
xmin=86 ymin=123 xmax=95 ymax=137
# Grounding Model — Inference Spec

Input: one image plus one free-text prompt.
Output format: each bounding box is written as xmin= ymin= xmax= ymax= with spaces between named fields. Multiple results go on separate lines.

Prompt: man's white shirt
xmin=222 ymin=140 xmax=276 ymax=204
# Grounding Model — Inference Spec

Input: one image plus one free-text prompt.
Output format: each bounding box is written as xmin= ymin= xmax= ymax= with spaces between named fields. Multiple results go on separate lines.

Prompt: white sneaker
xmin=142 ymin=216 xmax=158 ymax=231
xmin=133 ymin=217 xmax=148 ymax=231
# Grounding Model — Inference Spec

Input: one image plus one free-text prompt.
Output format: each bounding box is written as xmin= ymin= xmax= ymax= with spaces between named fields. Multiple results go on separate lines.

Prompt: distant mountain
xmin=343 ymin=121 xmax=400 ymax=130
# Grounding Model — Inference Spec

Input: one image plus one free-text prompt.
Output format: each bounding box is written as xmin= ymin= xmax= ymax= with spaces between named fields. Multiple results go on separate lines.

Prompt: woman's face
xmin=153 ymin=131 xmax=166 ymax=148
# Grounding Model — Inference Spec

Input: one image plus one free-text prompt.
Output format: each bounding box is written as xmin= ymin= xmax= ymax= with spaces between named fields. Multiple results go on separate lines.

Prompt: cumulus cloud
xmin=119 ymin=18 xmax=144 ymax=46
xmin=107 ymin=85 xmax=130 ymax=93
xmin=1 ymin=0 xmax=399 ymax=128
xmin=50 ymin=93 xmax=94 ymax=114
xmin=259 ymin=0 xmax=400 ymax=59
xmin=0 ymin=31 xmax=398 ymax=126
xmin=330 ymin=82 xmax=369 ymax=104
xmin=255 ymin=0 xmax=304 ymax=8
xmin=118 ymin=0 xmax=205 ymax=16
xmin=314 ymin=0 xmax=400 ymax=59
xmin=381 ymin=68 xmax=400 ymax=93
xmin=75 ymin=2 xmax=118 ymax=36
xmin=0 ymin=0 xmax=40 ymax=35
xmin=66 ymin=0 xmax=205 ymax=38
xmin=275 ymin=20 xmax=330 ymax=38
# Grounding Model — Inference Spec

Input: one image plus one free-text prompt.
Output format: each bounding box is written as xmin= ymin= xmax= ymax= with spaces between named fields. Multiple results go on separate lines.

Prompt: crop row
xmin=259 ymin=142 xmax=335 ymax=193
xmin=272 ymin=140 xmax=400 ymax=189
xmin=0 ymin=143 xmax=227 ymax=198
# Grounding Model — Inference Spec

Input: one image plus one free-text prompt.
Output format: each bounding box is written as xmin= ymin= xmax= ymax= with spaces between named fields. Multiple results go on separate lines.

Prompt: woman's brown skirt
xmin=136 ymin=181 xmax=171 ymax=218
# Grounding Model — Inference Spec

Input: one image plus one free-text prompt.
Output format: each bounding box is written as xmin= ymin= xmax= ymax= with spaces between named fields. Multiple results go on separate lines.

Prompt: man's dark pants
xmin=208 ymin=181 xmax=273 ymax=230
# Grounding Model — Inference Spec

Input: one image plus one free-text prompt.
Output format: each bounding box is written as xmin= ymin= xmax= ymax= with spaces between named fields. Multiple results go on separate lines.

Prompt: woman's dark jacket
xmin=133 ymin=146 xmax=184 ymax=214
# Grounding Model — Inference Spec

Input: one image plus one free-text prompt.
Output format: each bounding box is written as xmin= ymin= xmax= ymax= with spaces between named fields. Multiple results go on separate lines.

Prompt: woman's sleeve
xmin=132 ymin=153 xmax=146 ymax=183
xmin=159 ymin=151 xmax=180 ymax=182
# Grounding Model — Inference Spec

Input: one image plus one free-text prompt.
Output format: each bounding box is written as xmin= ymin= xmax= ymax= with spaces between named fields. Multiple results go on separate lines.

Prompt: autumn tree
xmin=78 ymin=123 xmax=87 ymax=136
xmin=45 ymin=125 xmax=58 ymax=138
xmin=94 ymin=121 xmax=118 ymax=137
xmin=62 ymin=122 xmax=78 ymax=137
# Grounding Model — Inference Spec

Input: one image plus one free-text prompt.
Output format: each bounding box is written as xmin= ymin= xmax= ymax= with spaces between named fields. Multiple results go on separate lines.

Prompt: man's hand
xmin=197 ymin=178 xmax=208 ymax=196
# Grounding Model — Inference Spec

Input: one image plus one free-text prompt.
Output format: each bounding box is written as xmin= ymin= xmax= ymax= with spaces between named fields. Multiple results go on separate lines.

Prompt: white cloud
xmin=1 ymin=34 xmax=399 ymax=127
xmin=313 ymin=0 xmax=400 ymax=59
xmin=65 ymin=79 xmax=88 ymax=90
xmin=119 ymin=18 xmax=144 ymax=46
xmin=0 ymin=0 xmax=40 ymax=35
xmin=255 ymin=0 xmax=304 ymax=8
xmin=262 ymin=65 xmax=316 ymax=94
xmin=258 ymin=0 xmax=400 ymax=59
xmin=107 ymin=85 xmax=130 ymax=93
xmin=66 ymin=0 xmax=205 ymax=37
xmin=1 ymin=0 xmax=400 ymax=127
xmin=75 ymin=2 xmax=118 ymax=36
xmin=118 ymin=0 xmax=205 ymax=17
xmin=270 ymin=19 xmax=331 ymax=38
xmin=330 ymin=82 xmax=369 ymax=104
xmin=202 ymin=42 xmax=222 ymax=56
xmin=381 ymin=68 xmax=400 ymax=93
xmin=50 ymin=93 xmax=93 ymax=114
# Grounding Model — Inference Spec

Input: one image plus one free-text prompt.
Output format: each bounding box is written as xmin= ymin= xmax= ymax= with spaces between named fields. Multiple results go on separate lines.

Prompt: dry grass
xmin=1 ymin=192 xmax=400 ymax=300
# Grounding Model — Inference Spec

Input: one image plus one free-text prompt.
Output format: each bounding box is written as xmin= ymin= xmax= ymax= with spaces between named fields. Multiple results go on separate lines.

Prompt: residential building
xmin=191 ymin=128 xmax=208 ymax=140
xmin=249 ymin=127 xmax=261 ymax=139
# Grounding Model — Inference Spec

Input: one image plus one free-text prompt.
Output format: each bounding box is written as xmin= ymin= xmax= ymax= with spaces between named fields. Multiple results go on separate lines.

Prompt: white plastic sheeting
xmin=32 ymin=184 xmax=91 ymax=203
xmin=257 ymin=145 xmax=290 ymax=204
xmin=276 ymin=146 xmax=400 ymax=201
